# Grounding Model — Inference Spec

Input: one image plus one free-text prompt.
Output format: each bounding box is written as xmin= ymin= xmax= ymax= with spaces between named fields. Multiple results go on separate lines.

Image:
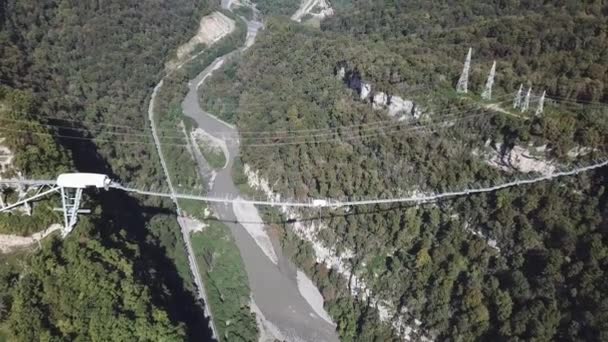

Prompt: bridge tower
xmin=481 ymin=61 xmax=496 ymax=100
xmin=0 ymin=173 xmax=111 ymax=237
xmin=55 ymin=173 xmax=110 ymax=236
xmin=58 ymin=187 xmax=87 ymax=236
xmin=456 ymin=48 xmax=472 ymax=93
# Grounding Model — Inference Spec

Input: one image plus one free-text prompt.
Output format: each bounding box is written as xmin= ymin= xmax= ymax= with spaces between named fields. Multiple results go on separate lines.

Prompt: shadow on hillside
xmin=58 ymin=129 xmax=215 ymax=342
xmin=203 ymin=201 xmax=421 ymax=226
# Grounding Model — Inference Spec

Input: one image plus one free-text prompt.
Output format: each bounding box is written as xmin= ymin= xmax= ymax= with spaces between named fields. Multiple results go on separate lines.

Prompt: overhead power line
xmin=0 ymin=105 xmax=508 ymax=149
xmin=1 ymin=95 xmax=514 ymax=144
xmin=0 ymin=94 xmax=601 ymax=148
xmin=8 ymin=91 xmax=516 ymax=139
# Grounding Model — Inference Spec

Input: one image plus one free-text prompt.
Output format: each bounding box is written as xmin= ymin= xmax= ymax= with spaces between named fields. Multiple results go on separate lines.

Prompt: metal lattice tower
xmin=0 ymin=173 xmax=110 ymax=236
xmin=481 ymin=61 xmax=496 ymax=100
xmin=59 ymin=187 xmax=86 ymax=236
xmin=513 ymin=84 xmax=523 ymax=109
xmin=456 ymin=47 xmax=472 ymax=93
xmin=535 ymin=90 xmax=546 ymax=116
xmin=521 ymin=87 xmax=532 ymax=112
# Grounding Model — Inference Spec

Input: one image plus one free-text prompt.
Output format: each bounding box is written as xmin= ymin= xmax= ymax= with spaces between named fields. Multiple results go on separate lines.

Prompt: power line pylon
xmin=521 ymin=87 xmax=532 ymax=112
xmin=513 ymin=84 xmax=523 ymax=109
xmin=535 ymin=90 xmax=546 ymax=116
xmin=481 ymin=61 xmax=496 ymax=100
xmin=456 ymin=47 xmax=472 ymax=93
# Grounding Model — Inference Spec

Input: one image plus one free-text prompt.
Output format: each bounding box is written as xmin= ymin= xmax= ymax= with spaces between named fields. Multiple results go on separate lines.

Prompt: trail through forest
xmin=0 ymin=223 xmax=61 ymax=253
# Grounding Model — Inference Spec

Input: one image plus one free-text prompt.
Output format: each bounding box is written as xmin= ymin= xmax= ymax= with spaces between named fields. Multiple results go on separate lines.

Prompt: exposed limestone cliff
xmin=336 ymin=65 xmax=424 ymax=121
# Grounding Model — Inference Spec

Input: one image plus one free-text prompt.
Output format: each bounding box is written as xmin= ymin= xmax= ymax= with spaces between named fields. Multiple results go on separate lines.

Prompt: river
xmin=181 ymin=15 xmax=339 ymax=342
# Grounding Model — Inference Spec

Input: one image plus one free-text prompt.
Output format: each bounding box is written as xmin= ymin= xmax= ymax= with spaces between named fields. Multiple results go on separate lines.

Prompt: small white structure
xmin=456 ymin=47 xmax=472 ymax=93
xmin=481 ymin=61 xmax=496 ymax=100
xmin=535 ymin=90 xmax=546 ymax=116
xmin=513 ymin=84 xmax=523 ymax=109
xmin=56 ymin=173 xmax=111 ymax=189
xmin=521 ymin=87 xmax=532 ymax=112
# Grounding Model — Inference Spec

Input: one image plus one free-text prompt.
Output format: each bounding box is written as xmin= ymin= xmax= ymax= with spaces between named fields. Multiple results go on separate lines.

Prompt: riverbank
xmin=181 ymin=14 xmax=339 ymax=340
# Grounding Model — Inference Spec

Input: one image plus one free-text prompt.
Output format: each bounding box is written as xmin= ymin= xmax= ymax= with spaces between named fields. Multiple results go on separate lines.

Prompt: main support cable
xmin=112 ymin=158 xmax=608 ymax=208
xmin=0 ymin=186 xmax=60 ymax=212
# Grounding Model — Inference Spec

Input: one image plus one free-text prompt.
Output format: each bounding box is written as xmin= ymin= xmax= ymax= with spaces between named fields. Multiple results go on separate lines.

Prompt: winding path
xmin=0 ymin=224 xmax=61 ymax=253
xmin=148 ymin=59 xmax=219 ymax=340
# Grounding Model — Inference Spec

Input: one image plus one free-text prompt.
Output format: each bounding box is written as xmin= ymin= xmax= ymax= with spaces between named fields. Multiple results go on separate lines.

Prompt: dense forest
xmin=4 ymin=219 xmax=185 ymax=340
xmin=200 ymin=1 xmax=608 ymax=340
xmin=0 ymin=86 xmax=71 ymax=235
xmin=254 ymin=0 xmax=301 ymax=17
xmin=0 ymin=0 xmax=607 ymax=340
xmin=0 ymin=0 xmax=226 ymax=339
xmin=322 ymin=0 xmax=608 ymax=102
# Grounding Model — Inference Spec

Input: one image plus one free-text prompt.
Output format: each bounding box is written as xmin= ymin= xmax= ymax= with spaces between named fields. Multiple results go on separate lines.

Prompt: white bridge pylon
xmin=56 ymin=173 xmax=110 ymax=235
xmin=0 ymin=173 xmax=111 ymax=236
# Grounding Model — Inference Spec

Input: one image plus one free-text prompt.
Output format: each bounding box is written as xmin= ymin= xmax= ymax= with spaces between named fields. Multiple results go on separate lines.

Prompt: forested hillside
xmin=0 ymin=86 xmax=71 ymax=235
xmin=201 ymin=1 xmax=608 ymax=340
xmin=322 ymin=0 xmax=608 ymax=102
xmin=4 ymin=219 xmax=187 ymax=340
xmin=0 ymin=0 xmax=210 ymax=188
xmin=0 ymin=0 xmax=221 ymax=339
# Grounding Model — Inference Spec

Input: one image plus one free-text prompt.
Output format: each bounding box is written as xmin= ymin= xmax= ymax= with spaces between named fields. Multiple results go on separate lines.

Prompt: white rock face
xmin=413 ymin=106 xmax=423 ymax=119
xmin=360 ymin=83 xmax=371 ymax=100
xmin=567 ymin=146 xmax=594 ymax=158
xmin=334 ymin=67 xmax=424 ymax=121
xmin=372 ymin=92 xmax=388 ymax=109
xmin=291 ymin=0 xmax=334 ymax=22
xmin=484 ymin=144 xmax=557 ymax=176
xmin=337 ymin=67 xmax=345 ymax=80
xmin=388 ymin=96 xmax=414 ymax=117
xmin=507 ymin=146 xmax=556 ymax=175
xmin=243 ymin=164 xmax=427 ymax=341
xmin=176 ymin=12 xmax=235 ymax=61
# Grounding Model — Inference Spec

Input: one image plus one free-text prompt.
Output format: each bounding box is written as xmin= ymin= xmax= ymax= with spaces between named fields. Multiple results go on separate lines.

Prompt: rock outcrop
xmin=169 ymin=12 xmax=235 ymax=69
xmin=360 ymin=83 xmax=371 ymax=100
xmin=372 ymin=92 xmax=388 ymax=109
xmin=388 ymin=96 xmax=414 ymax=117
xmin=336 ymin=66 xmax=345 ymax=80
xmin=291 ymin=0 xmax=334 ymax=22
xmin=481 ymin=143 xmax=557 ymax=176
xmin=335 ymin=64 xmax=425 ymax=121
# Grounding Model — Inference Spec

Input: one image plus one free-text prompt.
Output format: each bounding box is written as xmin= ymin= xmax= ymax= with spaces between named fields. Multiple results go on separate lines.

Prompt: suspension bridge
xmin=0 ymin=50 xmax=606 ymax=236
xmin=1 ymin=156 xmax=606 ymax=236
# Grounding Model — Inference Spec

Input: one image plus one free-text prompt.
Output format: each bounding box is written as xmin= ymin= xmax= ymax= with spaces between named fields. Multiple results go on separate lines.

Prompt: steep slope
xmin=5 ymin=220 xmax=185 ymax=340
xmin=199 ymin=2 xmax=608 ymax=340
xmin=0 ymin=0 xmax=221 ymax=339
